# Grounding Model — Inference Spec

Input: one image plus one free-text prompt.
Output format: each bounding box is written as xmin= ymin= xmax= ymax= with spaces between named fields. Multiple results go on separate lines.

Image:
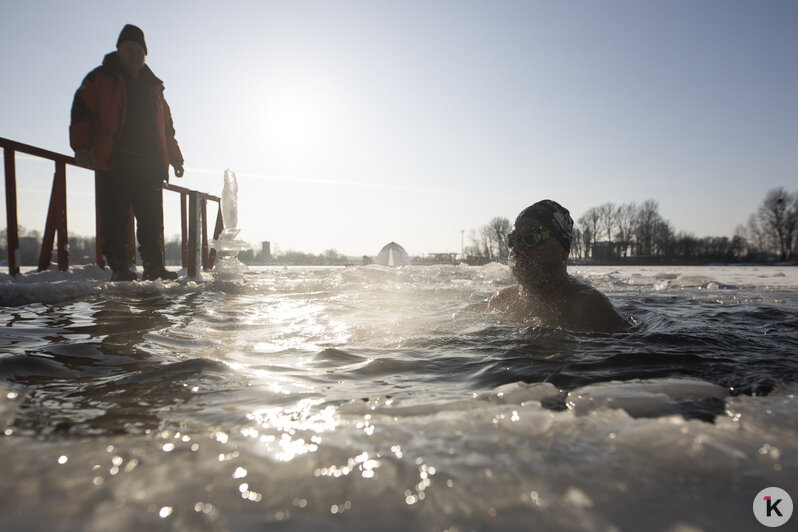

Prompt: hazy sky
xmin=1 ymin=1 xmax=796 ymax=256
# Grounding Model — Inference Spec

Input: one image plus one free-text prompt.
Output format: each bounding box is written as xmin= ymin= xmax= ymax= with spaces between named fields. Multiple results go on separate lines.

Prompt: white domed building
xmin=374 ymin=242 xmax=411 ymax=267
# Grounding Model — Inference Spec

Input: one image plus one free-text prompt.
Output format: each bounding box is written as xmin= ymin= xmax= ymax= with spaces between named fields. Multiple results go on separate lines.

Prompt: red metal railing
xmin=1 ymin=136 xmax=223 ymax=276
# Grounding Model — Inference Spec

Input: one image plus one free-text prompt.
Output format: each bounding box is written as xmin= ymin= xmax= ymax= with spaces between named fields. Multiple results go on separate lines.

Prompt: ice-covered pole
xmin=212 ymin=169 xmax=251 ymax=282
xmin=221 ymin=169 xmax=239 ymax=231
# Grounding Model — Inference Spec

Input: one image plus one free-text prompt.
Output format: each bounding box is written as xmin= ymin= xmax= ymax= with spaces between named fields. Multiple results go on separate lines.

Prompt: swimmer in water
xmin=488 ymin=200 xmax=628 ymax=332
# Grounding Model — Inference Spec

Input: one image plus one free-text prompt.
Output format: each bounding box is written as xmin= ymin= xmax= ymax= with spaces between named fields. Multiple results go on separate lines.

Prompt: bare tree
xmin=466 ymin=228 xmax=486 ymax=258
xmin=615 ymin=202 xmax=637 ymax=257
xmin=757 ymin=187 xmax=797 ymax=260
xmin=732 ymin=225 xmax=749 ymax=258
xmin=675 ymin=231 xmax=698 ymax=259
xmin=476 ymin=217 xmax=511 ymax=262
xmin=634 ymin=199 xmax=661 ymax=256
xmin=579 ymin=225 xmax=593 ymax=261
xmin=597 ymin=202 xmax=619 ymax=243
xmin=484 ymin=226 xmax=497 ymax=259
xmin=652 ymin=219 xmax=674 ymax=257
xmin=487 ymin=217 xmax=511 ymax=262
xmin=745 ymin=214 xmax=765 ymax=254
xmin=577 ymin=207 xmax=601 ymax=258
xmin=572 ymin=227 xmax=584 ymax=259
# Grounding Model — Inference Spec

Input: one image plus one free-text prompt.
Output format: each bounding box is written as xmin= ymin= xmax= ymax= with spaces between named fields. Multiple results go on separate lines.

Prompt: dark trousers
xmin=96 ymin=154 xmax=165 ymax=273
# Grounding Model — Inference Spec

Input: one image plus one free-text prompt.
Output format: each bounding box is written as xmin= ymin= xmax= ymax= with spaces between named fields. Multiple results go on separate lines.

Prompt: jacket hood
xmin=101 ymin=51 xmax=162 ymax=84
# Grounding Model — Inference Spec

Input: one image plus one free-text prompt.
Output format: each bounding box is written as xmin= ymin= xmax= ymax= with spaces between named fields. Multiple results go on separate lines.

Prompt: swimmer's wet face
xmin=508 ymin=217 xmax=568 ymax=287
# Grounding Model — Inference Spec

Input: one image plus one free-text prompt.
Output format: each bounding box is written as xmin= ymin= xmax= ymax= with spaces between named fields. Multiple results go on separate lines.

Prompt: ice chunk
xmin=478 ymin=381 xmax=561 ymax=405
xmin=566 ymin=378 xmax=728 ymax=417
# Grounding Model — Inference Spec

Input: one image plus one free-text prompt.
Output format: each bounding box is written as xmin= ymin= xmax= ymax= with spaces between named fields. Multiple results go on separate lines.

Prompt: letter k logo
xmin=765 ymin=496 xmax=784 ymax=517
xmin=754 ymin=487 xmax=792 ymax=527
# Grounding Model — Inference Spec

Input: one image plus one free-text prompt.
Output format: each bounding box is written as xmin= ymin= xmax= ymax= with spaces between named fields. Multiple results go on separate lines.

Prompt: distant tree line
xmin=3 ymin=188 xmax=796 ymax=268
xmin=573 ymin=187 xmax=797 ymax=263
xmin=242 ymin=248 xmax=350 ymax=266
xmin=465 ymin=216 xmax=511 ymax=263
xmin=572 ymin=199 xmax=743 ymax=263
xmin=463 ymin=187 xmax=797 ymax=265
xmin=0 ymin=227 xmax=101 ymax=266
xmin=0 ymin=229 xmax=352 ymax=268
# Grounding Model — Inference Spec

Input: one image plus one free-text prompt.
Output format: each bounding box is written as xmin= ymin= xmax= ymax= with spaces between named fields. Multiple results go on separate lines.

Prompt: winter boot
xmin=111 ymin=269 xmax=138 ymax=282
xmin=142 ymin=268 xmax=179 ymax=281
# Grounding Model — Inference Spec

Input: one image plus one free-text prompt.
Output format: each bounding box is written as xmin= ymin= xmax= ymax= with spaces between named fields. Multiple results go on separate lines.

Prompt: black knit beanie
xmin=117 ymin=24 xmax=147 ymax=54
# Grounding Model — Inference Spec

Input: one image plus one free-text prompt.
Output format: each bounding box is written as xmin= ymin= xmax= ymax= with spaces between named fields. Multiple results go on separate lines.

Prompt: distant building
xmin=414 ymin=252 xmax=458 ymax=265
xmin=590 ymin=241 xmax=615 ymax=263
xmin=261 ymin=241 xmax=271 ymax=261
xmin=19 ymin=236 xmax=40 ymax=266
xmin=375 ymin=242 xmax=411 ymax=267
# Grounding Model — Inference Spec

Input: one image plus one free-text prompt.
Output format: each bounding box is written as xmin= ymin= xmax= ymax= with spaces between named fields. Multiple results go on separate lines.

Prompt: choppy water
xmin=1 ymin=264 xmax=797 ymax=531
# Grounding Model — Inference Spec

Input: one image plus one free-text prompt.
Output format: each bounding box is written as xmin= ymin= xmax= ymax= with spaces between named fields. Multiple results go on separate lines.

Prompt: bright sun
xmin=253 ymin=75 xmax=343 ymax=160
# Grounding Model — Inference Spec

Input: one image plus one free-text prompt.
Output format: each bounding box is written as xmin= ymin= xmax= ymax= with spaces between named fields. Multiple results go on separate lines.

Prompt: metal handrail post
xmin=38 ymin=169 xmax=59 ymax=271
xmin=201 ymin=197 xmax=209 ymax=269
xmin=55 ymin=160 xmax=68 ymax=270
xmin=3 ymin=147 xmax=20 ymax=275
xmin=180 ymin=191 xmax=188 ymax=268
xmin=38 ymin=160 xmax=69 ymax=271
xmin=187 ymin=191 xmax=200 ymax=277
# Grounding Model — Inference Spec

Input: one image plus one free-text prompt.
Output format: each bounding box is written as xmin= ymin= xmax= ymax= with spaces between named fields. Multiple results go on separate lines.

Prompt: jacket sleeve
xmin=69 ymin=69 xmax=101 ymax=152
xmin=160 ymin=96 xmax=184 ymax=166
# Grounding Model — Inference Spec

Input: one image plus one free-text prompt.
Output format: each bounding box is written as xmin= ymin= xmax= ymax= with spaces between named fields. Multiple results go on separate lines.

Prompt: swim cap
xmin=517 ymin=200 xmax=573 ymax=252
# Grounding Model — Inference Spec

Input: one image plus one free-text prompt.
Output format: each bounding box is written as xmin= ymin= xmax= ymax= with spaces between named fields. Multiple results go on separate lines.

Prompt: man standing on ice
xmin=70 ymin=24 xmax=184 ymax=282
xmin=488 ymin=200 xmax=628 ymax=332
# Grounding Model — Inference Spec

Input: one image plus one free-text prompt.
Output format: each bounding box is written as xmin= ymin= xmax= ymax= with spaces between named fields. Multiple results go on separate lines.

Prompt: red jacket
xmin=70 ymin=52 xmax=183 ymax=179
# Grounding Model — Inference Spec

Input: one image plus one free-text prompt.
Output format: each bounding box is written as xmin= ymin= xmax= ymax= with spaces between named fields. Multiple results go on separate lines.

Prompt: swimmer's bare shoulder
xmin=488 ymin=280 xmax=628 ymax=332
xmin=487 ymin=284 xmax=522 ymax=313
xmin=566 ymin=278 xmax=629 ymax=332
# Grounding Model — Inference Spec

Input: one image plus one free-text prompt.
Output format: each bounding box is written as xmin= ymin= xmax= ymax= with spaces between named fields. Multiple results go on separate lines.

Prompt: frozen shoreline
xmin=1 ymin=263 xmax=796 ymax=307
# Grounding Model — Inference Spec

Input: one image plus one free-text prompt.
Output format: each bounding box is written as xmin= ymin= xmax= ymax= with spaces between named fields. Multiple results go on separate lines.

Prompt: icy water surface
xmin=1 ymin=264 xmax=797 ymax=531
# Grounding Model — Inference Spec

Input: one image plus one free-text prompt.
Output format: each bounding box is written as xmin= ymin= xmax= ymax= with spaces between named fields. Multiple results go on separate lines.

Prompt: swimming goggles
xmin=507 ymin=230 xmax=550 ymax=249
